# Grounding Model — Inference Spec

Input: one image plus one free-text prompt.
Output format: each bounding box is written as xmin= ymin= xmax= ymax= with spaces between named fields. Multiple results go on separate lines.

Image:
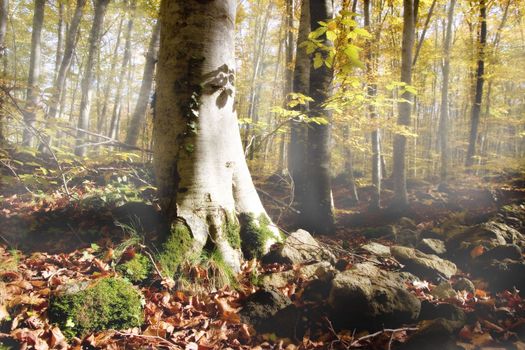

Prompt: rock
xmin=266 ymin=305 xmax=306 ymax=340
xmin=453 ymin=277 xmax=475 ymax=294
xmin=362 ymin=225 xmax=395 ymax=239
xmin=328 ymin=263 xmax=421 ymax=329
xmin=391 ymin=246 xmax=457 ymax=280
xmin=395 ymin=229 xmax=420 ymax=247
xmin=261 ymin=261 xmax=335 ymax=289
xmin=240 ymin=287 xmax=291 ymax=331
xmin=418 ymin=238 xmax=447 ymax=256
xmin=399 ymin=318 xmax=464 ymax=350
xmin=302 ymin=279 xmax=332 ymax=302
xmin=360 ymin=242 xmax=391 ymax=257
xmin=261 ymin=229 xmax=336 ymax=265
xmin=112 ymin=202 xmax=162 ymax=234
xmin=477 ymin=259 xmax=525 ymax=294
xmin=479 ymin=244 xmax=522 ymax=261
xmin=431 ymin=282 xmax=456 ymax=299
xmin=419 ymin=301 xmax=466 ymax=329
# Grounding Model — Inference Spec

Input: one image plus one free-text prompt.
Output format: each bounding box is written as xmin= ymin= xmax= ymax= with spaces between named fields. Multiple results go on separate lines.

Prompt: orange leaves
xmin=470 ymin=245 xmax=485 ymax=258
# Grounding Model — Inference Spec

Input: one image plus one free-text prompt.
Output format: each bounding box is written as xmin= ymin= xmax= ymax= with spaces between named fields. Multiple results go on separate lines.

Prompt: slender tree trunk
xmin=125 ymin=20 xmax=160 ymax=146
xmin=288 ymin=0 xmax=310 ymax=219
xmin=392 ymin=0 xmax=416 ymax=207
xmin=412 ymin=0 xmax=436 ymax=66
xmin=465 ymin=0 xmax=487 ymax=168
xmin=0 ymin=0 xmax=7 ymax=141
xmin=364 ymin=0 xmax=381 ymax=209
xmin=44 ymin=0 xmax=87 ymax=149
xmin=54 ymin=0 xmax=65 ymax=81
xmin=155 ymin=0 xmax=281 ymax=273
xmin=439 ymin=0 xmax=455 ymax=182
xmin=75 ymin=0 xmax=110 ymax=156
xmin=23 ymin=0 xmax=45 ymax=147
xmin=300 ymin=0 xmax=335 ymax=234
xmin=98 ymin=16 xmax=123 ymax=134
xmin=108 ymin=0 xmax=135 ymax=141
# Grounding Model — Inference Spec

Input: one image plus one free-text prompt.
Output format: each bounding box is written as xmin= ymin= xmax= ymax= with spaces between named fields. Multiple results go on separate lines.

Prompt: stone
xmin=260 ymin=261 xmax=335 ymax=289
xmin=360 ymin=242 xmax=391 ymax=257
xmin=261 ymin=229 xmax=336 ymax=265
xmin=479 ymin=244 xmax=522 ymax=262
xmin=418 ymin=238 xmax=447 ymax=256
xmin=399 ymin=318 xmax=464 ymax=350
xmin=419 ymin=301 xmax=466 ymax=329
xmin=453 ymin=277 xmax=475 ymax=294
xmin=391 ymin=246 xmax=457 ymax=280
xmin=328 ymin=263 xmax=421 ymax=329
xmin=240 ymin=287 xmax=291 ymax=331
xmin=477 ymin=259 xmax=525 ymax=294
xmin=395 ymin=229 xmax=420 ymax=247
xmin=431 ymin=282 xmax=457 ymax=299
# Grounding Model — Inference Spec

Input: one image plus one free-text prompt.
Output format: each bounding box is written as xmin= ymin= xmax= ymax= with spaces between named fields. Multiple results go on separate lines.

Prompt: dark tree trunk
xmin=23 ymin=0 xmax=45 ymax=147
xmin=125 ymin=20 xmax=160 ymax=146
xmin=392 ymin=0 xmax=416 ymax=207
xmin=301 ymin=0 xmax=335 ymax=234
xmin=465 ymin=0 xmax=487 ymax=168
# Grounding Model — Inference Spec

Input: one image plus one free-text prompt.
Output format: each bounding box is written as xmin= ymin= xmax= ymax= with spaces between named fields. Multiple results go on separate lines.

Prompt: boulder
xmin=240 ymin=287 xmax=291 ymax=332
xmin=260 ymin=261 xmax=335 ymax=289
xmin=431 ymin=282 xmax=456 ymax=299
xmin=418 ymin=238 xmax=447 ymax=256
xmin=360 ymin=242 xmax=391 ymax=257
xmin=419 ymin=301 xmax=466 ymax=329
xmin=479 ymin=244 xmax=522 ymax=262
xmin=391 ymin=246 xmax=457 ymax=280
xmin=262 ymin=229 xmax=336 ymax=265
xmin=476 ymin=258 xmax=525 ymax=294
xmin=399 ymin=318 xmax=464 ymax=350
xmin=395 ymin=229 xmax=420 ymax=247
xmin=453 ymin=277 xmax=475 ymax=294
xmin=328 ymin=263 xmax=421 ymax=329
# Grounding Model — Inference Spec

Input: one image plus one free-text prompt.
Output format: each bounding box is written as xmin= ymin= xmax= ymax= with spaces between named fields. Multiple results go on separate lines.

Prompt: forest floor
xmin=0 ymin=147 xmax=524 ymax=349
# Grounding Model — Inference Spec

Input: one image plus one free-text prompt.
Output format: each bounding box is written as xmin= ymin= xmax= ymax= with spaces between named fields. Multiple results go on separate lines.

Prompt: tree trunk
xmin=0 ymin=0 xmax=7 ymax=141
xmin=125 ymin=20 xmax=160 ymax=146
xmin=300 ymin=0 xmax=335 ymax=234
xmin=44 ymin=0 xmax=86 ymax=147
xmin=364 ymin=0 xmax=381 ymax=209
xmin=23 ymin=0 xmax=45 ymax=147
xmin=98 ymin=17 xmax=123 ymax=134
xmin=54 ymin=0 xmax=65 ymax=81
xmin=288 ymin=0 xmax=310 ymax=219
xmin=439 ymin=0 xmax=455 ymax=182
xmin=154 ymin=0 xmax=281 ymax=273
xmin=392 ymin=0 xmax=416 ymax=207
xmin=75 ymin=0 xmax=110 ymax=157
xmin=108 ymin=0 xmax=135 ymax=141
xmin=465 ymin=0 xmax=487 ymax=168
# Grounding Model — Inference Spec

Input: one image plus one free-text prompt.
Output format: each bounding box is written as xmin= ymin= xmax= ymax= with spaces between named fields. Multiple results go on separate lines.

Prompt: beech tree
xmin=0 ymin=0 xmax=7 ymax=141
xmin=154 ymin=0 xmax=281 ymax=272
xmin=23 ymin=0 xmax=45 ymax=147
xmin=75 ymin=0 xmax=110 ymax=156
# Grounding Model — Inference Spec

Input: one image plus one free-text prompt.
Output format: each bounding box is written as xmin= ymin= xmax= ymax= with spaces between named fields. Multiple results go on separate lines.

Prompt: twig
xmin=114 ymin=331 xmax=182 ymax=350
xmin=350 ymin=327 xmax=418 ymax=347
xmin=256 ymin=187 xmax=300 ymax=214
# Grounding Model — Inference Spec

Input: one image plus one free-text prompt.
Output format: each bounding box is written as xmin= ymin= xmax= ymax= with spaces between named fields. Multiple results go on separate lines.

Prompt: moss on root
xmin=239 ymin=213 xmax=277 ymax=260
xmin=116 ymin=253 xmax=152 ymax=284
xmin=48 ymin=277 xmax=143 ymax=338
xmin=223 ymin=214 xmax=241 ymax=250
xmin=158 ymin=222 xmax=194 ymax=276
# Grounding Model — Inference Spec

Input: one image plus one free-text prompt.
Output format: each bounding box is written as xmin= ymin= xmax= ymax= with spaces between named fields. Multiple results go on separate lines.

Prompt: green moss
xmin=239 ymin=213 xmax=277 ymax=260
xmin=158 ymin=222 xmax=194 ymax=276
xmin=48 ymin=277 xmax=143 ymax=338
xmin=223 ymin=215 xmax=241 ymax=250
xmin=116 ymin=254 xmax=151 ymax=284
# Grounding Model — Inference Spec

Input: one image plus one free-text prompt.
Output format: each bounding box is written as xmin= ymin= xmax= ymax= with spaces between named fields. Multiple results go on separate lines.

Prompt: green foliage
xmin=223 ymin=214 xmax=241 ymax=250
xmin=48 ymin=278 xmax=143 ymax=338
xmin=239 ymin=213 xmax=277 ymax=260
xmin=117 ymin=253 xmax=152 ymax=284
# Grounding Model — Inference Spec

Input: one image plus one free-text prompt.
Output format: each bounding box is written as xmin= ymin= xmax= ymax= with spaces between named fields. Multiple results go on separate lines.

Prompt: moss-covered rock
xmin=116 ymin=253 xmax=152 ymax=283
xmin=239 ymin=213 xmax=277 ymax=260
xmin=48 ymin=277 xmax=143 ymax=338
xmin=158 ymin=222 xmax=194 ymax=276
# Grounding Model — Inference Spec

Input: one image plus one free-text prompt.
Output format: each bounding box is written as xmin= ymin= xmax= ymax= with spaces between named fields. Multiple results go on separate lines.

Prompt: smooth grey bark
xmin=125 ymin=20 xmax=160 ymax=146
xmin=23 ymin=0 xmax=45 ymax=147
xmin=364 ymin=0 xmax=381 ymax=209
xmin=0 ymin=0 xmax=7 ymax=141
xmin=465 ymin=0 xmax=487 ymax=168
xmin=300 ymin=0 xmax=335 ymax=234
xmin=438 ymin=0 xmax=455 ymax=181
xmin=75 ymin=0 xmax=110 ymax=156
xmin=288 ymin=0 xmax=310 ymax=218
xmin=55 ymin=0 xmax=65 ymax=80
xmin=154 ymin=0 xmax=280 ymax=272
xmin=98 ymin=17 xmax=123 ymax=134
xmin=46 ymin=0 xmax=87 ymax=126
xmin=392 ymin=0 xmax=416 ymax=207
xmin=108 ymin=0 xmax=135 ymax=141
